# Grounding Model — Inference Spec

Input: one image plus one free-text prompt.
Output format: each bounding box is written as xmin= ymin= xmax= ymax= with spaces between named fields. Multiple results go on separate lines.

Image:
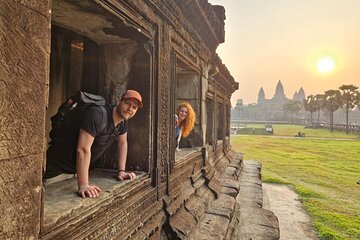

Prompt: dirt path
xmin=262 ymin=183 xmax=319 ymax=240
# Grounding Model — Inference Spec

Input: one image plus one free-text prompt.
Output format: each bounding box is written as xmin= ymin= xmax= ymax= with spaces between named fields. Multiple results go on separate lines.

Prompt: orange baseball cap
xmin=121 ymin=90 xmax=143 ymax=108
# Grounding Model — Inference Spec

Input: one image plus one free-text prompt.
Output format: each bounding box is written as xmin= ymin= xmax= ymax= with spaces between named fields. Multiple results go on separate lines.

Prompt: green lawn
xmin=240 ymin=124 xmax=358 ymax=139
xmin=231 ymin=133 xmax=360 ymax=240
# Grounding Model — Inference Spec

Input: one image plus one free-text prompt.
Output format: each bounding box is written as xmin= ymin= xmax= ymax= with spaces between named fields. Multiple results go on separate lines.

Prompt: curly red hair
xmin=176 ymin=102 xmax=196 ymax=137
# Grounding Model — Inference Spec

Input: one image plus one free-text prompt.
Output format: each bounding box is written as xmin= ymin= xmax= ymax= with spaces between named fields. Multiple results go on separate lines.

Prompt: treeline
xmin=302 ymin=84 xmax=360 ymax=133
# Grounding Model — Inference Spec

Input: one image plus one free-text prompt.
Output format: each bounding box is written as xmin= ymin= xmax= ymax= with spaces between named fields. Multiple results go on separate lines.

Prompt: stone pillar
xmin=201 ymin=73 xmax=209 ymax=146
xmin=0 ymin=0 xmax=50 ymax=238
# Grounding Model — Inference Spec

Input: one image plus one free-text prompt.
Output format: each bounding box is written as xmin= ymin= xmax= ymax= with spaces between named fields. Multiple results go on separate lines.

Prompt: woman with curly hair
xmin=175 ymin=102 xmax=196 ymax=151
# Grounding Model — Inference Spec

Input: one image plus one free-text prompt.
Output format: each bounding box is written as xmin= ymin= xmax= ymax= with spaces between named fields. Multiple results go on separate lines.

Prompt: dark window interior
xmin=226 ymin=105 xmax=230 ymax=137
xmin=217 ymin=101 xmax=225 ymax=140
xmin=46 ymin=26 xmax=99 ymax=143
xmin=206 ymin=97 xmax=214 ymax=145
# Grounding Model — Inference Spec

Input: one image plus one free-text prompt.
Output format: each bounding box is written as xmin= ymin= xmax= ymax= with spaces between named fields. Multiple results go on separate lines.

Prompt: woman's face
xmin=178 ymin=106 xmax=188 ymax=121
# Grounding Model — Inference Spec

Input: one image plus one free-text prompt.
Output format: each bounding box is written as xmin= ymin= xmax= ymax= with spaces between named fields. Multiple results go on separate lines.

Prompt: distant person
xmin=175 ymin=102 xmax=195 ymax=151
xmin=44 ymin=90 xmax=143 ymax=198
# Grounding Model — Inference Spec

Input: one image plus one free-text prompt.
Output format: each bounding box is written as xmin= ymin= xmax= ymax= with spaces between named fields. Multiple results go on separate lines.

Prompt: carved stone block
xmin=169 ymin=206 xmax=198 ymax=238
xmin=184 ymin=196 xmax=206 ymax=223
xmin=188 ymin=213 xmax=229 ymax=240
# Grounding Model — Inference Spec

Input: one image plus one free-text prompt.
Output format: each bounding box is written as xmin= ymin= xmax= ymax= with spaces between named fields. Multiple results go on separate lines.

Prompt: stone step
xmin=189 ymin=157 xmax=279 ymax=240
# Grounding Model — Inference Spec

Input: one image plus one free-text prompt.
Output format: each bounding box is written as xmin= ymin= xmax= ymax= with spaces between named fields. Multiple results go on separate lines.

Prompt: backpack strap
xmin=98 ymin=106 xmax=108 ymax=133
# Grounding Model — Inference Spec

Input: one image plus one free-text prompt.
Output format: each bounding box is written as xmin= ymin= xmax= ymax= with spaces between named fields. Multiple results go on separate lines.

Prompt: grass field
xmin=242 ymin=124 xmax=358 ymax=139
xmin=231 ymin=128 xmax=360 ymax=240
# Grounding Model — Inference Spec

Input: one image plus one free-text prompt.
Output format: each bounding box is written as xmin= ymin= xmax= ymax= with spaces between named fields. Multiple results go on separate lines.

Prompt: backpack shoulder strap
xmin=98 ymin=106 xmax=108 ymax=133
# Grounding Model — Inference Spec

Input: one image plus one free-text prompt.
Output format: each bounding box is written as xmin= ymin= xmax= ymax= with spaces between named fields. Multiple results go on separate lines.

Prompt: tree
xmin=357 ymin=91 xmax=360 ymax=109
xmin=292 ymin=101 xmax=303 ymax=121
xmin=339 ymin=84 xmax=359 ymax=133
xmin=303 ymin=95 xmax=317 ymax=125
xmin=314 ymin=94 xmax=325 ymax=126
xmin=355 ymin=92 xmax=360 ymax=122
xmin=235 ymin=100 xmax=243 ymax=120
xmin=323 ymin=90 xmax=342 ymax=132
xmin=283 ymin=100 xmax=303 ymax=123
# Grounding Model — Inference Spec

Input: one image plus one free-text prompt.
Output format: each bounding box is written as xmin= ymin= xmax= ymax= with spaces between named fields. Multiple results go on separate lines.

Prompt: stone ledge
xmin=189 ymin=157 xmax=280 ymax=240
xmin=231 ymin=207 xmax=280 ymax=240
xmin=230 ymin=160 xmax=280 ymax=240
xmin=42 ymin=169 xmax=149 ymax=234
xmin=175 ymin=147 xmax=202 ymax=163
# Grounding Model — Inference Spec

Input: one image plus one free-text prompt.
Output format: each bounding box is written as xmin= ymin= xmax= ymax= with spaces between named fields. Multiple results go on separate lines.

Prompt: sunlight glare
xmin=317 ymin=57 xmax=335 ymax=73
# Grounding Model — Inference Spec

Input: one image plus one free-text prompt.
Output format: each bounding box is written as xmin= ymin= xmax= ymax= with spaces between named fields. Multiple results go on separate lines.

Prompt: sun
xmin=316 ymin=57 xmax=335 ymax=73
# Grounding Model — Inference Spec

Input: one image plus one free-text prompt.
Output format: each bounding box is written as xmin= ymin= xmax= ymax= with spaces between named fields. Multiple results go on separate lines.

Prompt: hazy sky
xmin=208 ymin=0 xmax=360 ymax=105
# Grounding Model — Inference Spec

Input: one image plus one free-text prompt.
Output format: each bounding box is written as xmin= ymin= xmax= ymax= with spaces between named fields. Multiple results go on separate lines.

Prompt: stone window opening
xmin=173 ymin=57 xmax=203 ymax=162
xmin=206 ymin=96 xmax=215 ymax=145
xmin=41 ymin=1 xmax=154 ymax=236
xmin=225 ymin=104 xmax=231 ymax=137
xmin=217 ymin=100 xmax=226 ymax=142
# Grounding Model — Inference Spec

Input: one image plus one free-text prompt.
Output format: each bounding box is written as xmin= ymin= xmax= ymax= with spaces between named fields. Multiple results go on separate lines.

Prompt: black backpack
xmin=47 ymin=91 xmax=107 ymax=166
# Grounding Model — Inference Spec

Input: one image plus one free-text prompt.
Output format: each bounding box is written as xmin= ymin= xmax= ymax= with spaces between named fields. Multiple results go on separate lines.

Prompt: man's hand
xmin=118 ymin=171 xmax=136 ymax=181
xmin=78 ymin=184 xmax=101 ymax=198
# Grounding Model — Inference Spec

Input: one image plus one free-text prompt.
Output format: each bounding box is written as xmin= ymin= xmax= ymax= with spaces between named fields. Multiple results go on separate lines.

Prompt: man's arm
xmin=117 ymin=133 xmax=136 ymax=180
xmin=76 ymin=129 xmax=101 ymax=198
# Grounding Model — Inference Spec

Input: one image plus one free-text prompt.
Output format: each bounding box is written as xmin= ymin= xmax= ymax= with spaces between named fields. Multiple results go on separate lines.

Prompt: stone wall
xmin=0 ymin=0 xmax=50 ymax=238
xmin=0 ymin=0 xmax=242 ymax=238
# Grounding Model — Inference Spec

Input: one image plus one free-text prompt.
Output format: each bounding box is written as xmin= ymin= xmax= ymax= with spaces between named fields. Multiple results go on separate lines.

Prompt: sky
xmin=208 ymin=0 xmax=360 ymax=105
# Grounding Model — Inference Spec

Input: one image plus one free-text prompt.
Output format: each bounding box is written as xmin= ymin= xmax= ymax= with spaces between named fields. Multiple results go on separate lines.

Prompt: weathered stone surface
xmin=99 ymin=42 xmax=138 ymax=104
xmin=185 ymin=196 xmax=206 ymax=223
xmin=192 ymin=175 xmax=206 ymax=189
xmin=196 ymin=185 xmax=216 ymax=209
xmin=231 ymin=207 xmax=280 ymax=240
xmin=224 ymin=166 xmax=237 ymax=177
xmin=165 ymin=193 xmax=186 ymax=217
xmin=225 ymin=148 xmax=236 ymax=161
xmin=229 ymin=160 xmax=280 ymax=240
xmin=237 ymin=185 xmax=263 ymax=208
xmin=40 ymin=155 xmax=278 ymax=240
xmin=130 ymin=229 xmax=148 ymax=240
xmin=2 ymin=0 xmax=239 ymax=239
xmin=0 ymin=0 xmax=49 ymax=238
xmin=207 ymin=175 xmax=222 ymax=197
xmin=221 ymin=186 xmax=238 ymax=198
xmin=237 ymin=160 xmax=264 ymax=208
xmin=13 ymin=0 xmax=50 ymax=16
xmin=170 ymin=206 xmax=198 ymax=238
xmin=190 ymin=158 xmax=279 ymax=240
xmin=223 ymin=178 xmax=241 ymax=191
xmin=189 ymin=213 xmax=230 ymax=240
xmin=206 ymin=194 xmax=236 ymax=219
xmin=170 ymin=153 xmax=200 ymax=198
xmin=0 ymin=154 xmax=43 ymax=239
xmin=231 ymin=153 xmax=243 ymax=166
xmin=215 ymin=156 xmax=230 ymax=173
xmin=165 ymin=177 xmax=196 ymax=216
xmin=138 ymin=210 xmax=166 ymax=238
xmin=41 ymin=170 xmax=157 ymax=239
xmin=0 ymin=0 xmax=49 ymax=160
xmin=182 ymin=178 xmax=196 ymax=201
